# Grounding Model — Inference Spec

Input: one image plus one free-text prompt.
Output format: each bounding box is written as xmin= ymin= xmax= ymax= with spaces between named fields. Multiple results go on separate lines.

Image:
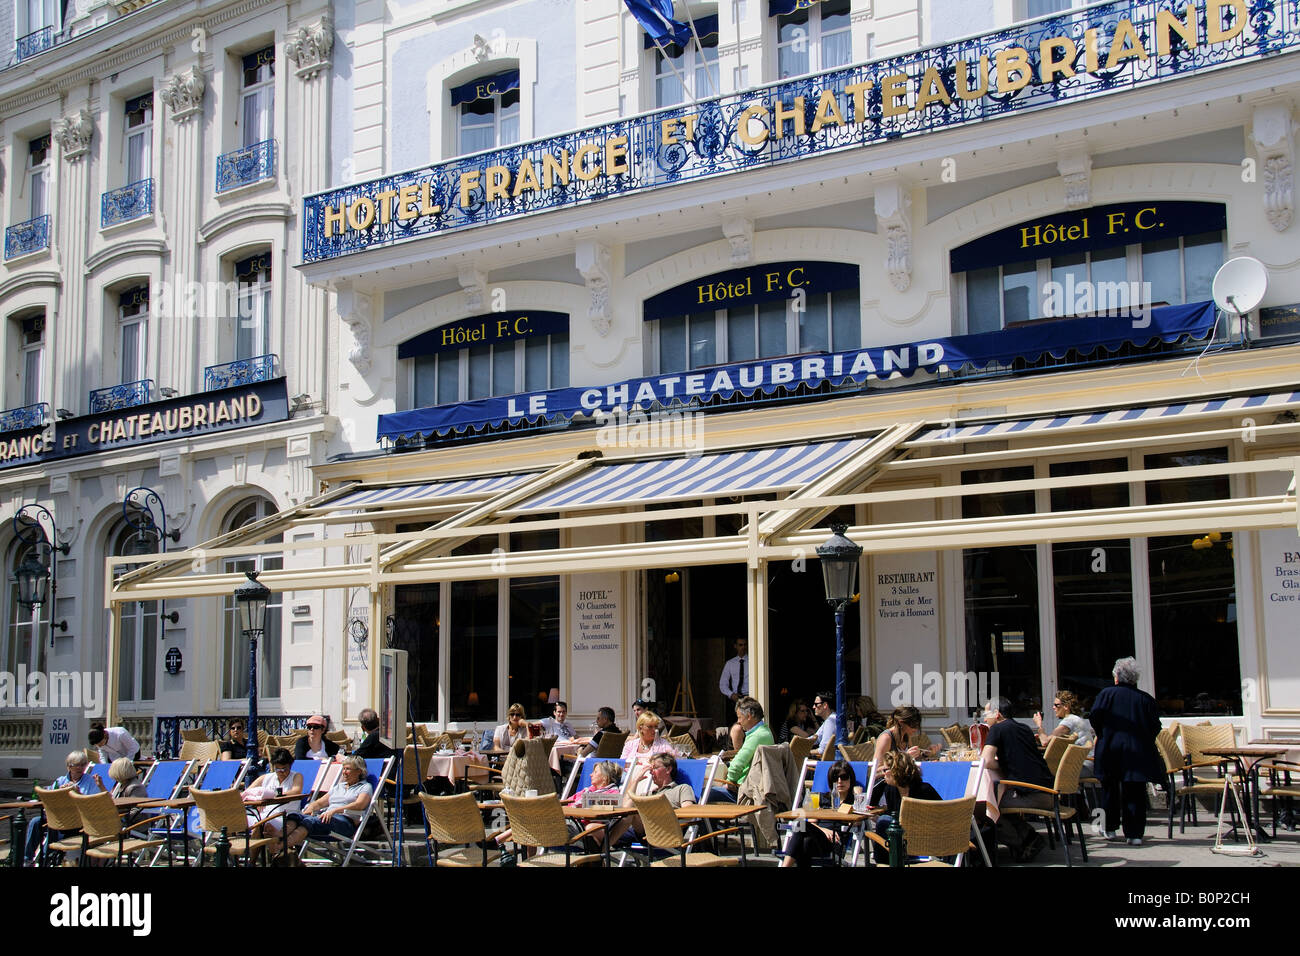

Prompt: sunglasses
xmin=307 ymin=724 xmax=326 ymax=730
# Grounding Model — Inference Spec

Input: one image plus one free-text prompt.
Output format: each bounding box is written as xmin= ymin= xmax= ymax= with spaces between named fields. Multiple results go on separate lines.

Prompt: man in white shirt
xmin=718 ymin=637 xmax=748 ymax=727
xmin=813 ymin=692 xmax=837 ymax=756
xmin=87 ymin=724 xmax=140 ymax=763
xmin=540 ymin=701 xmax=574 ymax=740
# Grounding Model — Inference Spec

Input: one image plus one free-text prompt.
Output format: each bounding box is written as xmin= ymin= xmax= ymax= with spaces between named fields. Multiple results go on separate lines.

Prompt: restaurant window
xmin=962 ymin=466 xmax=1040 ymax=716
xmin=118 ymin=286 xmax=148 ymax=384
xmin=234 ymin=252 xmax=272 ymax=360
xmin=220 ymin=498 xmax=282 ymax=701
xmin=508 ymin=522 xmax=560 ymax=716
xmin=453 ymin=70 xmax=520 ymax=156
xmin=113 ymin=524 xmax=156 ymax=703
xmin=654 ymin=24 xmax=719 ymax=107
xmin=26 ymin=134 xmax=50 ymax=220
xmin=17 ymin=312 xmax=44 ymax=408
xmin=407 ymin=315 xmax=569 ymax=407
xmin=1145 ymin=447 xmax=1241 ymax=716
xmin=776 ymin=0 xmax=852 ymax=79
xmin=3 ymin=538 xmax=48 ymax=676
xmin=240 ymin=46 xmax=275 ymax=147
xmin=124 ymin=93 xmax=153 ymax=185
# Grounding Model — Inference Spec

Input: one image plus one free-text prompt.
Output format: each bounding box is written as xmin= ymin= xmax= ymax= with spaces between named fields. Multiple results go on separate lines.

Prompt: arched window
xmin=112 ymin=523 xmax=157 ymax=703
xmin=220 ymin=498 xmax=282 ymax=701
xmin=4 ymin=538 xmax=49 ymax=675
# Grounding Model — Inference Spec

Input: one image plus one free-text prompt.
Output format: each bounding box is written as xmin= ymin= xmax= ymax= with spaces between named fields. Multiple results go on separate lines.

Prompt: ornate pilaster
xmin=1057 ymin=152 xmax=1092 ymax=210
xmin=285 ymin=17 xmax=335 ymax=80
xmin=1252 ymin=103 xmax=1295 ymax=232
xmin=53 ymin=98 xmax=94 ymax=412
xmin=337 ymin=285 xmax=373 ymax=374
xmin=575 ymin=241 xmax=612 ymax=336
xmin=874 ymin=181 xmax=912 ymax=293
xmin=54 ymin=109 xmax=93 ymax=161
xmin=458 ymin=266 xmax=488 ymax=312
xmin=722 ymin=216 xmax=754 ymax=264
xmin=160 ymin=66 xmax=205 ymax=121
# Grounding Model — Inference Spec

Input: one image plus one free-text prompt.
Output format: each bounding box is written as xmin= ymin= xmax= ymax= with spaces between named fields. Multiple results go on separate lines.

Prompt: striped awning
xmin=322 ymin=472 xmax=538 ymax=510
xmin=506 ymin=438 xmax=871 ymax=512
xmin=906 ymin=390 xmax=1300 ymax=447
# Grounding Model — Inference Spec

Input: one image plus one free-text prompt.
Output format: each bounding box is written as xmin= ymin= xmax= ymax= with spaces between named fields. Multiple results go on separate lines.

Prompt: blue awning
xmin=642 ymin=13 xmax=719 ymax=48
xmin=450 ymin=70 xmax=520 ymax=106
xmin=378 ymin=300 xmax=1217 ymax=441
xmin=768 ymin=0 xmax=825 ymax=16
xmin=505 ymin=438 xmax=870 ymax=512
xmin=323 ymin=472 xmax=537 ymax=510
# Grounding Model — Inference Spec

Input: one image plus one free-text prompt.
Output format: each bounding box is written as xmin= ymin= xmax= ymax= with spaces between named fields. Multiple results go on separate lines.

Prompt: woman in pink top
xmin=620 ymin=712 xmax=679 ymax=772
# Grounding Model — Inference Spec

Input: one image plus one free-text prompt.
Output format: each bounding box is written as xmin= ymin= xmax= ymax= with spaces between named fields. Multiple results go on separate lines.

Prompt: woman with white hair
xmin=1089 ymin=656 xmax=1164 ymax=846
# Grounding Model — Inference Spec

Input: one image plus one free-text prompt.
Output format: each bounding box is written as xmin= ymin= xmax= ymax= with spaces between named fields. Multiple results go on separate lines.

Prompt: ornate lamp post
xmin=234 ymin=571 xmax=271 ymax=771
xmin=12 ymin=504 xmax=70 ymax=642
xmin=816 ymin=522 xmax=863 ymax=746
xmin=122 ymin=486 xmax=182 ymax=625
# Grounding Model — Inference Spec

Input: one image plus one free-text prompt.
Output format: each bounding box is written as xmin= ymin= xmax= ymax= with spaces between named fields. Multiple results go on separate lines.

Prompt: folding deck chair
xmin=138 ymin=759 xmax=196 ymax=865
xmin=299 ymin=756 xmax=397 ymax=867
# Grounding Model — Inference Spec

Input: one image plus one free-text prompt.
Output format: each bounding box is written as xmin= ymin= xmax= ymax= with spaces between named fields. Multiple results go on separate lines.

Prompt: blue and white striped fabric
xmin=325 ymin=472 xmax=536 ymax=509
xmin=908 ymin=390 xmax=1300 ymax=446
xmin=510 ymin=438 xmax=870 ymax=512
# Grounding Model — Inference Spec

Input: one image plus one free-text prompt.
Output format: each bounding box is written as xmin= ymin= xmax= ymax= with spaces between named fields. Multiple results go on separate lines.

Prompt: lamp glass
xmin=15 ymin=552 xmax=49 ymax=608
xmin=816 ymin=524 xmax=863 ymax=605
xmin=234 ymin=571 xmax=271 ymax=634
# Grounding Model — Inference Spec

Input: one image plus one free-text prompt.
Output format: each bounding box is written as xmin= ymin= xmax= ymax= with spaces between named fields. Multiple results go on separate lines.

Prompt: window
xmin=776 ymin=0 xmax=852 ymax=79
xmin=234 ymin=253 xmax=271 ymax=360
xmin=651 ymin=288 xmax=860 ymax=373
xmin=1026 ymin=0 xmax=1073 ymax=17
xmin=655 ymin=33 xmax=719 ymax=107
xmin=240 ymin=47 xmax=275 ymax=148
xmin=113 ymin=524 xmax=156 ymax=703
xmin=20 ymin=0 xmax=57 ymax=38
xmin=19 ymin=314 xmax=43 ymax=408
xmin=221 ymin=498 xmax=283 ymax=701
xmin=4 ymin=539 xmax=48 ymax=676
xmin=124 ymin=94 xmax=153 ymax=185
xmin=118 ymin=287 xmax=148 ymax=384
xmin=453 ymin=70 xmax=520 ymax=156
xmin=410 ymin=322 xmax=569 ymax=407
xmin=26 ymin=135 xmax=50 ymax=220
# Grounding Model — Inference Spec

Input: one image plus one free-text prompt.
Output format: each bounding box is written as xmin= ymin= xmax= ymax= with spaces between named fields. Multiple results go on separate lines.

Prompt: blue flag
xmin=623 ymin=0 xmax=691 ymax=46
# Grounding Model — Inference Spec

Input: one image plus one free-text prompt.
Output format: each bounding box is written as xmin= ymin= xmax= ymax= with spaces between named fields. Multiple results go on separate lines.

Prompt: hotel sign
xmin=0 ymin=378 xmax=289 ymax=471
xmin=303 ymin=0 xmax=1295 ymax=263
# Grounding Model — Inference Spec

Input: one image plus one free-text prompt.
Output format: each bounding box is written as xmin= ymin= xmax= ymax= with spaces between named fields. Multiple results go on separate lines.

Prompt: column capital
xmin=286 ymin=16 xmax=335 ymax=80
xmin=161 ymin=66 xmax=206 ymax=122
xmin=55 ymin=109 xmax=94 ymax=162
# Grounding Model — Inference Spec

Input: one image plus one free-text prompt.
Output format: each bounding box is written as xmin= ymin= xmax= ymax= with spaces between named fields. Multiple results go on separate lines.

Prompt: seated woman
xmin=563 ymin=759 xmax=623 ymax=851
xmin=779 ymin=699 xmax=817 ymax=743
xmin=1033 ymin=690 xmax=1095 ymax=747
xmin=780 ymin=760 xmax=861 ymax=867
xmin=493 ymin=703 xmax=529 ymax=751
xmin=869 ymin=751 xmax=941 ymax=863
xmin=620 ymin=712 xmax=679 ymax=774
xmin=244 ymin=748 xmax=305 ymax=837
xmin=108 ymin=758 xmax=152 ymax=830
xmin=872 ymin=705 xmax=940 ymax=766
xmin=283 ymin=756 xmax=372 ymax=853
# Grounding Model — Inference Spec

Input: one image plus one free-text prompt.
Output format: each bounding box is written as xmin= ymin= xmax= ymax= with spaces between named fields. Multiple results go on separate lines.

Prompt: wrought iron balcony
xmin=204 ymin=353 xmax=278 ymax=391
xmin=0 ymin=402 xmax=49 ymax=432
xmin=101 ymin=179 xmax=154 ymax=228
xmin=4 ymin=215 xmax=50 ymax=260
xmin=89 ymin=379 xmax=154 ymax=414
xmin=216 ymin=140 xmax=276 ymax=193
xmin=16 ymin=26 xmax=55 ymax=61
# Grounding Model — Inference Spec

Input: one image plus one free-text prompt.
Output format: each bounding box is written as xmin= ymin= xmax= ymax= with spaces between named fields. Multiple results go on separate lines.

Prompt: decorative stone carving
xmin=285 ymin=17 xmax=334 ymax=79
xmin=472 ymin=34 xmax=492 ymax=63
xmin=722 ymin=216 xmax=754 ymax=264
xmin=160 ymin=66 xmax=205 ymax=120
xmin=337 ymin=286 xmax=373 ymax=374
xmin=1252 ymin=103 xmax=1295 ymax=232
xmin=874 ymin=181 xmax=912 ymax=292
xmin=458 ymin=266 xmax=487 ymax=312
xmin=1057 ymin=152 xmax=1092 ymax=210
xmin=575 ymin=240 xmax=613 ymax=336
xmin=55 ymin=109 xmax=93 ymax=161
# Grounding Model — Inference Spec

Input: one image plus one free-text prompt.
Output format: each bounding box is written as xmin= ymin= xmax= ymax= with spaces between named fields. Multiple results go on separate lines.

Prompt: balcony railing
xmin=0 ymin=402 xmax=49 ymax=432
xmin=204 ymin=354 xmax=278 ymax=391
xmin=154 ymin=715 xmax=323 ymax=760
xmin=15 ymin=26 xmax=55 ymax=61
xmin=89 ymin=379 xmax=153 ymax=414
xmin=101 ymin=179 xmax=154 ymax=228
xmin=4 ymin=215 xmax=50 ymax=260
xmin=216 ymin=140 xmax=276 ymax=193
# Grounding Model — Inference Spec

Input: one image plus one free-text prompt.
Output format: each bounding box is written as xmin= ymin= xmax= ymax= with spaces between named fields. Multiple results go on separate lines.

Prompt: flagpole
xmin=652 ymin=36 xmax=697 ymax=105
xmin=680 ymin=4 xmax=720 ymax=98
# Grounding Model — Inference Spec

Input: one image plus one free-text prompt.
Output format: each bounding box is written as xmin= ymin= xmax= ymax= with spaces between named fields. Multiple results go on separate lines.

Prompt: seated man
xmin=353 ymin=708 xmax=395 ymax=759
xmin=608 ymin=752 xmax=698 ymax=844
xmin=812 ymin=692 xmax=837 ymax=757
xmin=718 ymin=697 xmax=773 ymax=801
xmin=980 ymin=696 xmax=1054 ymax=863
xmin=283 ymin=755 xmax=373 ymax=854
xmin=219 ymin=719 xmax=251 ymax=761
xmin=539 ymin=700 xmax=575 ymax=740
xmin=580 ymin=707 xmax=621 ymax=757
xmin=24 ymin=750 xmax=107 ymax=864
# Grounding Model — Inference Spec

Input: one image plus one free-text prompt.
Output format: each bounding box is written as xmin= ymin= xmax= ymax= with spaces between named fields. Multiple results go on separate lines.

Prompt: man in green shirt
xmin=725 ymin=697 xmax=774 ymax=792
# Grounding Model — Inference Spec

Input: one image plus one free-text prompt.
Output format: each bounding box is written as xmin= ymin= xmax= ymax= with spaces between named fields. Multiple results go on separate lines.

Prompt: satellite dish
xmin=1212 ymin=257 xmax=1267 ymax=316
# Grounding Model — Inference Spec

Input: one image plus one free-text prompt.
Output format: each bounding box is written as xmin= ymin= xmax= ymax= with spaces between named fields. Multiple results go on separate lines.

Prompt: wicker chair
xmin=864 ymin=796 xmax=978 ymax=866
xmin=190 ymin=787 xmax=277 ymax=865
xmin=1179 ymin=724 xmax=1238 ymax=783
xmin=69 ymin=790 xmax=167 ymax=866
xmin=1154 ymin=728 xmax=1240 ymax=837
xmin=1261 ymin=760 xmax=1300 ymax=839
xmin=418 ymin=791 xmax=502 ymax=866
xmin=592 ymin=730 xmax=628 ymax=758
xmin=180 ymin=740 xmax=221 ymax=762
xmin=629 ymin=793 xmax=742 ymax=867
xmin=788 ymin=736 xmax=816 ymax=763
xmin=34 ymin=786 xmax=111 ymax=865
xmin=996 ymin=744 xmax=1090 ymax=866
xmin=501 ymin=793 xmax=603 ymax=867
xmin=1043 ymin=735 xmax=1074 ymax=774
xmin=940 ymin=723 xmax=967 ymax=747
xmin=838 ymin=742 xmax=873 ymax=762
xmin=179 ymin=728 xmax=212 ymax=743
xmin=463 ymin=738 xmax=556 ymax=797
xmin=669 ymin=733 xmax=700 ymax=758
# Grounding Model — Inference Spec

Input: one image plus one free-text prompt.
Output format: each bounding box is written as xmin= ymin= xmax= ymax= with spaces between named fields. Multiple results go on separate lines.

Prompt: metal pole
xmin=247 ymin=628 xmax=261 ymax=776
xmin=834 ymin=602 xmax=847 ymax=746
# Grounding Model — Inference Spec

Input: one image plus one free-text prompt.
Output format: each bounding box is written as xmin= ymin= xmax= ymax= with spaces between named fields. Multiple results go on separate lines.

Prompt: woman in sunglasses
xmin=293 ymin=716 xmax=340 ymax=762
xmin=780 ymin=761 xmax=860 ymax=867
xmin=245 ymin=748 xmax=305 ymax=836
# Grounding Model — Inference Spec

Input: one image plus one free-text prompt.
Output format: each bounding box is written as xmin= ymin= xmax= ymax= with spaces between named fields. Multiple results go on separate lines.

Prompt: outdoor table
xmin=775 ymin=806 xmax=873 ymax=866
xmin=549 ymin=741 xmax=584 ymax=773
xmin=674 ymin=803 xmax=763 ymax=865
xmin=427 ymin=751 xmax=492 ymax=788
xmin=244 ymin=792 xmax=306 ymax=860
xmin=1203 ymin=746 xmax=1286 ymax=845
xmin=562 ymin=803 xmax=638 ymax=866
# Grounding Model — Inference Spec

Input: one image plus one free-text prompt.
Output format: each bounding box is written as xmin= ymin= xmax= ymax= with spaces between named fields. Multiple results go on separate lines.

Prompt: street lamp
xmin=122 ymin=486 xmax=183 ymax=630
xmin=234 ymin=571 xmax=271 ymax=770
xmin=816 ymin=522 xmax=862 ymax=746
xmin=12 ymin=504 xmax=70 ymax=642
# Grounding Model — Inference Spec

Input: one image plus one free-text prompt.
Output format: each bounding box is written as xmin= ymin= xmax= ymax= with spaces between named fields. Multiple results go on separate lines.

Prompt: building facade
xmin=6 ymin=0 xmax=1300 ymax=777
